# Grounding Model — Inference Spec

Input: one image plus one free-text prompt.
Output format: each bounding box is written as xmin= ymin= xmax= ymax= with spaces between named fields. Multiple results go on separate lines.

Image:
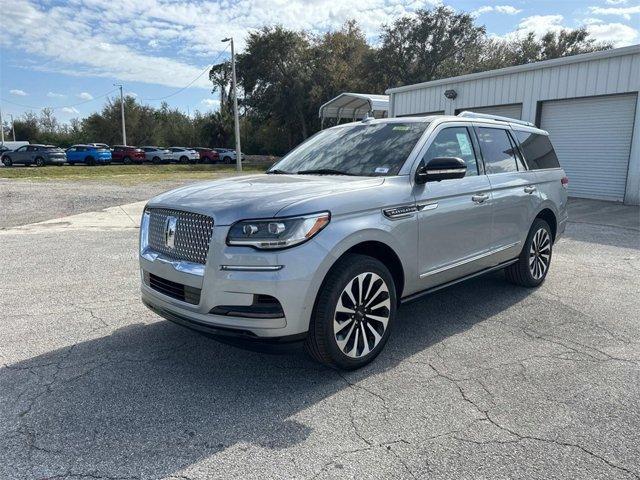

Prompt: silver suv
xmin=139 ymin=112 xmax=568 ymax=369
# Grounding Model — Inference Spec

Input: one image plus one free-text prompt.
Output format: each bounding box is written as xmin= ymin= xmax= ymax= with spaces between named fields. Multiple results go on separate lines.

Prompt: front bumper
xmin=140 ymin=223 xmax=330 ymax=339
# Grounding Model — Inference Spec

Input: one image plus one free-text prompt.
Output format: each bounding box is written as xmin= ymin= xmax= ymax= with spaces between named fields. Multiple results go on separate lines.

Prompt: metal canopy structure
xmin=319 ymin=93 xmax=389 ymax=127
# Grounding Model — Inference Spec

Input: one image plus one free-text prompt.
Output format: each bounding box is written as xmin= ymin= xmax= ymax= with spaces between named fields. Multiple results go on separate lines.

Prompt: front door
xmin=414 ymin=124 xmax=494 ymax=289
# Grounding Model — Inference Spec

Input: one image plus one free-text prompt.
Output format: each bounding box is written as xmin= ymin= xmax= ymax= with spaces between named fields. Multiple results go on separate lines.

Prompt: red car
xmin=191 ymin=147 xmax=221 ymax=164
xmin=111 ymin=145 xmax=146 ymax=164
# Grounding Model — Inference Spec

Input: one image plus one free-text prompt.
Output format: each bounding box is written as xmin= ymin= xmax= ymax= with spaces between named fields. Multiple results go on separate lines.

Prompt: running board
xmin=401 ymin=259 xmax=518 ymax=304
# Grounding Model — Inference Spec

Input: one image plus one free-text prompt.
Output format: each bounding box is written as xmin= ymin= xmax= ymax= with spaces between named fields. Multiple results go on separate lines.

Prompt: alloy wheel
xmin=333 ymin=272 xmax=390 ymax=358
xmin=529 ymin=228 xmax=551 ymax=280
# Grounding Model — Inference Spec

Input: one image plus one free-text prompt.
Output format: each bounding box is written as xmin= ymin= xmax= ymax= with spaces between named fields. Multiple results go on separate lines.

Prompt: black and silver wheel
xmin=505 ymin=218 xmax=553 ymax=287
xmin=123 ymin=156 xmax=132 ymax=165
xmin=2 ymin=156 xmax=12 ymax=167
xmin=152 ymin=156 xmax=161 ymax=164
xmin=305 ymin=254 xmax=396 ymax=369
xmin=180 ymin=156 xmax=189 ymax=164
xmin=223 ymin=155 xmax=231 ymax=164
xmin=35 ymin=157 xmax=45 ymax=167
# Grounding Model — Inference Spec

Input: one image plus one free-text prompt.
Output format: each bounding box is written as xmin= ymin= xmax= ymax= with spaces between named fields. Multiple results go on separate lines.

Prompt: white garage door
xmin=457 ymin=103 xmax=522 ymax=119
xmin=540 ymin=94 xmax=636 ymax=202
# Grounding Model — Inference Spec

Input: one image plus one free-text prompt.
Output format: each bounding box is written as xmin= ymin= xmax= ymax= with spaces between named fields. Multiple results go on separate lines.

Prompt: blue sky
xmin=1 ymin=0 xmax=638 ymax=124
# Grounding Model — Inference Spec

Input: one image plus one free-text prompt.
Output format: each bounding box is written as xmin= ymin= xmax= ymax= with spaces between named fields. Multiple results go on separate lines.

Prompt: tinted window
xmin=476 ymin=128 xmax=518 ymax=174
xmin=514 ymin=131 xmax=560 ymax=170
xmin=272 ymin=122 xmax=429 ymax=176
xmin=423 ymin=127 xmax=478 ymax=176
xmin=27 ymin=146 xmax=38 ymax=151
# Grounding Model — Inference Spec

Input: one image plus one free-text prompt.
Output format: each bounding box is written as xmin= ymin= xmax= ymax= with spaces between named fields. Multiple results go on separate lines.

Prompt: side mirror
xmin=415 ymin=157 xmax=467 ymax=184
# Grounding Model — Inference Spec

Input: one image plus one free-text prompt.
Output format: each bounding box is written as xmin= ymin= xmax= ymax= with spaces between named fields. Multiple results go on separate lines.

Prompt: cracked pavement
xmin=0 ymin=187 xmax=639 ymax=479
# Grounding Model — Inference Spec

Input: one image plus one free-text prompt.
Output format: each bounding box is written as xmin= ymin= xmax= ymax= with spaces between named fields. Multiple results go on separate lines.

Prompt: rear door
xmin=66 ymin=147 xmax=78 ymax=162
xmin=475 ymin=125 xmax=540 ymax=264
xmin=414 ymin=123 xmax=494 ymax=288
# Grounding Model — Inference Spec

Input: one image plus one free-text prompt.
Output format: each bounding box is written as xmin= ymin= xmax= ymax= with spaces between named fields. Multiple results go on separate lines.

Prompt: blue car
xmin=65 ymin=144 xmax=112 ymax=165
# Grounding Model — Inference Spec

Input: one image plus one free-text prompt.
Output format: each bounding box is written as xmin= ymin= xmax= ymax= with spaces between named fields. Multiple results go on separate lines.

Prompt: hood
xmin=146 ymin=174 xmax=384 ymax=225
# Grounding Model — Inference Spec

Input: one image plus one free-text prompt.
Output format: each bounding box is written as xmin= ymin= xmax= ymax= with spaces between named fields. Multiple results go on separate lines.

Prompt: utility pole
xmin=222 ymin=37 xmax=242 ymax=172
xmin=9 ymin=114 xmax=16 ymax=141
xmin=113 ymin=84 xmax=127 ymax=145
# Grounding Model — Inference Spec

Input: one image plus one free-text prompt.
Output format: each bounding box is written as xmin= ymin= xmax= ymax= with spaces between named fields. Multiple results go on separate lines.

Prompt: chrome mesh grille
xmin=147 ymin=208 xmax=214 ymax=264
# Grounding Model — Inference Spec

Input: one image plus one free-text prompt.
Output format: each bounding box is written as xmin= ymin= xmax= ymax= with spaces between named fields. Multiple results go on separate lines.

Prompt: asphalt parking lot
xmin=1 ymin=178 xmax=639 ymax=479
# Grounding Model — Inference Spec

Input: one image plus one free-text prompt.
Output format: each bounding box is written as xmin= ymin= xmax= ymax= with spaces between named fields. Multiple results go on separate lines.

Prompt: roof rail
xmin=457 ymin=111 xmax=535 ymax=127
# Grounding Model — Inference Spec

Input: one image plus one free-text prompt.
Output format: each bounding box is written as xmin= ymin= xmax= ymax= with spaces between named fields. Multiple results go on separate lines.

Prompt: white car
xmin=141 ymin=146 xmax=172 ymax=164
xmin=166 ymin=147 xmax=199 ymax=164
xmin=215 ymin=148 xmax=245 ymax=164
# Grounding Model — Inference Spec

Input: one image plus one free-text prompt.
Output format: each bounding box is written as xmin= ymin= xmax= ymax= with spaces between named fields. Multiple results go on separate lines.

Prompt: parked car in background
xmin=214 ymin=148 xmax=245 ymax=164
xmin=111 ymin=145 xmax=145 ymax=164
xmin=141 ymin=146 xmax=172 ymax=164
xmin=66 ymin=144 xmax=112 ymax=165
xmin=191 ymin=147 xmax=220 ymax=163
xmin=2 ymin=144 xmax=66 ymax=167
xmin=165 ymin=147 xmax=199 ymax=164
xmin=139 ymin=113 xmax=568 ymax=369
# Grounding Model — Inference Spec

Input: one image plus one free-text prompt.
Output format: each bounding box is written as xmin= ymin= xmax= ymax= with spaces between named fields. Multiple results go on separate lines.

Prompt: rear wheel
xmin=35 ymin=157 xmax=45 ymax=167
xmin=305 ymin=254 xmax=397 ymax=370
xmin=123 ymin=156 xmax=132 ymax=165
xmin=505 ymin=219 xmax=553 ymax=287
xmin=2 ymin=156 xmax=12 ymax=167
xmin=223 ymin=155 xmax=231 ymax=164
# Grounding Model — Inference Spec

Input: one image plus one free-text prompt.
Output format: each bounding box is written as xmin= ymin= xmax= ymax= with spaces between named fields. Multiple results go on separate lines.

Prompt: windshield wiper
xmin=266 ymin=169 xmax=291 ymax=174
xmin=297 ymin=168 xmax=355 ymax=176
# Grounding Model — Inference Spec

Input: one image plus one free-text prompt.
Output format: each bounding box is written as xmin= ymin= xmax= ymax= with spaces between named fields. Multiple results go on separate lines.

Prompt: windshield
xmin=270 ymin=121 xmax=429 ymax=176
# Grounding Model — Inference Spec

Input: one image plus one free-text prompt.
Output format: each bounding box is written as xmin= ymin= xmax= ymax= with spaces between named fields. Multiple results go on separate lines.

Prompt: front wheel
xmin=505 ymin=219 xmax=553 ymax=287
xmin=305 ymin=254 xmax=397 ymax=370
xmin=35 ymin=157 xmax=45 ymax=167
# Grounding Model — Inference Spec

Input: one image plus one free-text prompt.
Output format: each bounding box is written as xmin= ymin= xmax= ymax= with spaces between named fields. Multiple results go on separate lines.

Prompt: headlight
xmin=227 ymin=212 xmax=330 ymax=249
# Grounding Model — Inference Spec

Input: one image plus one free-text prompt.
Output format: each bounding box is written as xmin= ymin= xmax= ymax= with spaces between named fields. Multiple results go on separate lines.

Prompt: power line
xmin=0 ymin=87 xmax=119 ymax=111
xmin=141 ymin=45 xmax=230 ymax=102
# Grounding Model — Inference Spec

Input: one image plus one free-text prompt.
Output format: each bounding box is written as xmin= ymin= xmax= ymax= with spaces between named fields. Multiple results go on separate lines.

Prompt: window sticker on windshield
xmin=392 ymin=126 xmax=410 ymax=131
xmin=456 ymin=133 xmax=473 ymax=155
xmin=375 ymin=167 xmax=390 ymax=174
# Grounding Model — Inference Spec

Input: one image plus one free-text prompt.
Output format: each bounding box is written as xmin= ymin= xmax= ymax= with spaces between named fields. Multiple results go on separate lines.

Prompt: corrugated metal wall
xmin=387 ymin=46 xmax=640 ymax=205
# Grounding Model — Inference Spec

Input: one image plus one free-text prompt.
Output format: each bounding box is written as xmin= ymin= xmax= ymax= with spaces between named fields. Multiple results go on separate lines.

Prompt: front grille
xmin=144 ymin=272 xmax=201 ymax=305
xmin=147 ymin=208 xmax=214 ymax=264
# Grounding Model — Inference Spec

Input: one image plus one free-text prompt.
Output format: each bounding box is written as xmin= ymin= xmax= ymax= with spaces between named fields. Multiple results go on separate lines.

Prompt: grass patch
xmin=0 ymin=163 xmax=266 ymax=184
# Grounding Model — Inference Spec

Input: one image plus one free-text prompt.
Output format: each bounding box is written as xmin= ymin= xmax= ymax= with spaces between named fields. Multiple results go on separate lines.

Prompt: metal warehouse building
xmin=387 ymin=45 xmax=640 ymax=205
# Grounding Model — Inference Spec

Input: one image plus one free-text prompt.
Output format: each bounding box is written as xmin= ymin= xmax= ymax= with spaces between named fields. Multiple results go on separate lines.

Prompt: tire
xmin=305 ymin=254 xmax=397 ymax=370
xmin=123 ymin=156 xmax=132 ymax=165
xmin=179 ymin=156 xmax=189 ymax=164
xmin=152 ymin=156 xmax=161 ymax=164
xmin=86 ymin=156 xmax=96 ymax=166
xmin=505 ymin=218 xmax=553 ymax=288
xmin=35 ymin=157 xmax=45 ymax=167
xmin=223 ymin=156 xmax=231 ymax=164
xmin=2 ymin=156 xmax=12 ymax=167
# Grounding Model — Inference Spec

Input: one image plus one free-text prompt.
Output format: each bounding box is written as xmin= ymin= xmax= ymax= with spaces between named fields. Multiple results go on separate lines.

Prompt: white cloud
xmin=126 ymin=91 xmax=138 ymax=98
xmin=473 ymin=5 xmax=522 ymax=16
xmin=77 ymin=92 xmax=94 ymax=100
xmin=201 ymin=98 xmax=220 ymax=108
xmin=47 ymin=91 xmax=66 ymax=98
xmin=501 ymin=13 xmax=639 ymax=47
xmin=9 ymin=89 xmax=27 ymax=96
xmin=589 ymin=5 xmax=640 ymax=20
xmin=587 ymin=22 xmax=639 ymax=45
xmin=606 ymin=0 xmax=628 ymax=4
xmin=0 ymin=0 xmax=441 ymax=90
xmin=61 ymin=106 xmax=80 ymax=114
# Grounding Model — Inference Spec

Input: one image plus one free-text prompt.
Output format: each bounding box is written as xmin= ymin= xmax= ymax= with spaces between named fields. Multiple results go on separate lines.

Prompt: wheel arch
xmin=535 ymin=207 xmax=558 ymax=242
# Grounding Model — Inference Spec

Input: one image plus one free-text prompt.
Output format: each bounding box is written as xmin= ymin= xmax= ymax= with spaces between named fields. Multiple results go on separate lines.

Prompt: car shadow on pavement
xmin=1 ymin=271 xmax=533 ymax=478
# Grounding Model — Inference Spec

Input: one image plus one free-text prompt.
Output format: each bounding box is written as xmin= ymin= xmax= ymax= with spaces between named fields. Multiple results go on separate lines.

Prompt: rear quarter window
xmin=514 ymin=131 xmax=560 ymax=170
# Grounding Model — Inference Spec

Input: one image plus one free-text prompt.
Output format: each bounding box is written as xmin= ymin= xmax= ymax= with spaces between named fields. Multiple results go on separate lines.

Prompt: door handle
xmin=524 ymin=186 xmax=537 ymax=194
xmin=472 ymin=193 xmax=489 ymax=204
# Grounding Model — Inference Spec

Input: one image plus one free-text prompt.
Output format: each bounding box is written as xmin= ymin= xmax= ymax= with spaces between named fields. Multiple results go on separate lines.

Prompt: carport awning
xmin=319 ymin=93 xmax=389 ymax=121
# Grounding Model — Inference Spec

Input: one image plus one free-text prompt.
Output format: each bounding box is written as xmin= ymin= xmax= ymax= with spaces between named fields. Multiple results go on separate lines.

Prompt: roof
xmin=386 ymin=44 xmax=640 ymax=94
xmin=319 ymin=92 xmax=389 ymax=119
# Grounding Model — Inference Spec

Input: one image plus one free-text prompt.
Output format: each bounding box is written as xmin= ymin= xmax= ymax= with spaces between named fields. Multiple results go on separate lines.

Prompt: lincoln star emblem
xmin=164 ymin=216 xmax=177 ymax=249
